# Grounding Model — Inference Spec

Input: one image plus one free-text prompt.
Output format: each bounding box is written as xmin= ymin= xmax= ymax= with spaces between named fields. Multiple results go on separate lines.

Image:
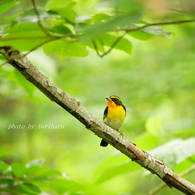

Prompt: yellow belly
xmin=104 ymin=106 xmax=126 ymax=130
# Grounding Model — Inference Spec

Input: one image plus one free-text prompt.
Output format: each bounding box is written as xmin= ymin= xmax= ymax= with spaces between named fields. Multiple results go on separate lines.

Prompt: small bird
xmin=100 ymin=95 xmax=126 ymax=147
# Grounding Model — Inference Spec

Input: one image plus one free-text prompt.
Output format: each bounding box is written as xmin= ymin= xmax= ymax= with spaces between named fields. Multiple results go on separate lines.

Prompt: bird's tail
xmin=100 ymin=139 xmax=108 ymax=147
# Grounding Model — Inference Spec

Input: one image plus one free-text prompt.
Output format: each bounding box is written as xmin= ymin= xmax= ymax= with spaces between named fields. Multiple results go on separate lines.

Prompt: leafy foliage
xmin=0 ymin=0 xmax=184 ymax=57
xmin=43 ymin=40 xmax=89 ymax=58
xmin=0 ymin=156 xmax=85 ymax=195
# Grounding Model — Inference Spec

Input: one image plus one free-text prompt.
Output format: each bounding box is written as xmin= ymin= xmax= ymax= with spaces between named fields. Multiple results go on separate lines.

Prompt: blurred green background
xmin=0 ymin=0 xmax=195 ymax=195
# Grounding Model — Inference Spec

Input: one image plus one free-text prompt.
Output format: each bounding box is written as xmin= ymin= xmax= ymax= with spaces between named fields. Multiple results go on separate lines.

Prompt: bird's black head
xmin=106 ymin=95 xmax=123 ymax=106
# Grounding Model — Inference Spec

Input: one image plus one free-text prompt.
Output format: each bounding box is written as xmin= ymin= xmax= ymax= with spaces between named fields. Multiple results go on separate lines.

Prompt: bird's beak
xmin=105 ymin=97 xmax=112 ymax=101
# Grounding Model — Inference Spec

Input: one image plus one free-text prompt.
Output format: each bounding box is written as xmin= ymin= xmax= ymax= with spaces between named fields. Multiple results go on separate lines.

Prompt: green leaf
xmin=86 ymin=39 xmax=105 ymax=53
xmin=4 ymin=22 xmax=45 ymax=35
xmin=0 ymin=23 xmax=49 ymax=51
xmin=46 ymin=0 xmax=76 ymax=22
xmin=69 ymin=193 xmax=87 ymax=195
xmin=50 ymin=25 xmax=72 ymax=34
xmin=148 ymin=138 xmax=195 ymax=169
xmin=15 ymin=8 xmax=51 ymax=24
xmin=0 ymin=161 xmax=9 ymax=171
xmin=79 ymin=19 xmax=117 ymax=43
xmin=0 ymin=188 xmax=22 ymax=194
xmin=96 ymin=34 xmax=132 ymax=54
xmin=48 ymin=3 xmax=76 ymax=22
xmin=0 ymin=179 xmax=14 ymax=186
xmin=91 ymin=13 xmax=112 ymax=23
xmin=0 ymin=0 xmax=16 ymax=14
xmin=106 ymin=0 xmax=143 ymax=15
xmin=142 ymin=26 xmax=172 ymax=38
xmin=128 ymin=29 xmax=154 ymax=40
xmin=43 ymin=40 xmax=89 ymax=58
xmin=35 ymin=177 xmax=85 ymax=194
xmin=26 ymin=159 xmax=45 ymax=167
xmin=41 ymin=169 xmax=62 ymax=177
xmin=45 ymin=0 xmax=74 ymax=10
xmin=25 ymin=166 xmax=41 ymax=176
xmin=51 ymin=178 xmax=85 ymax=193
xmin=79 ymin=0 xmax=142 ymax=43
xmin=19 ymin=183 xmax=41 ymax=194
xmin=11 ymin=163 xmax=26 ymax=178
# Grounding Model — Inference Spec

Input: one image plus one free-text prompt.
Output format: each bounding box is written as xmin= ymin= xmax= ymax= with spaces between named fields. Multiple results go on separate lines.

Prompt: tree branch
xmin=1 ymin=47 xmax=195 ymax=195
xmin=0 ymin=37 xmax=57 ymax=67
xmin=149 ymin=164 xmax=195 ymax=195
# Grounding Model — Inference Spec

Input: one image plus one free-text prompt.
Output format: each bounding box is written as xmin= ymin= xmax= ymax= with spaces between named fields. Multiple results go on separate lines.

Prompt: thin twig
xmin=149 ymin=164 xmax=195 ymax=195
xmin=179 ymin=164 xmax=195 ymax=176
xmin=117 ymin=19 xmax=195 ymax=32
xmin=0 ymin=16 xmax=194 ymax=61
xmin=31 ymin=0 xmax=52 ymax=37
xmin=92 ymin=40 xmax=101 ymax=57
xmin=93 ymin=19 xmax=195 ymax=57
xmin=23 ymin=37 xmax=58 ymax=57
xmin=0 ymin=36 xmax=50 ymax=41
xmin=168 ymin=8 xmax=187 ymax=13
xmin=31 ymin=0 xmax=77 ymax=39
xmin=0 ymin=34 xmax=76 ymax=42
xmin=0 ymin=37 xmax=58 ymax=67
xmin=93 ymin=32 xmax=127 ymax=57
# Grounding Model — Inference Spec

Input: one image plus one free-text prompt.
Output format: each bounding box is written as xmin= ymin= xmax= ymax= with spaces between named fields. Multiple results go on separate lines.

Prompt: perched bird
xmin=100 ymin=95 xmax=126 ymax=147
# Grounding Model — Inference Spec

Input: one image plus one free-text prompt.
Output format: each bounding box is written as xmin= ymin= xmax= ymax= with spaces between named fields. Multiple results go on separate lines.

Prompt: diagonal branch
xmin=1 ymin=47 xmax=195 ymax=195
xmin=0 ymin=37 xmax=57 ymax=67
xmin=149 ymin=164 xmax=195 ymax=195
